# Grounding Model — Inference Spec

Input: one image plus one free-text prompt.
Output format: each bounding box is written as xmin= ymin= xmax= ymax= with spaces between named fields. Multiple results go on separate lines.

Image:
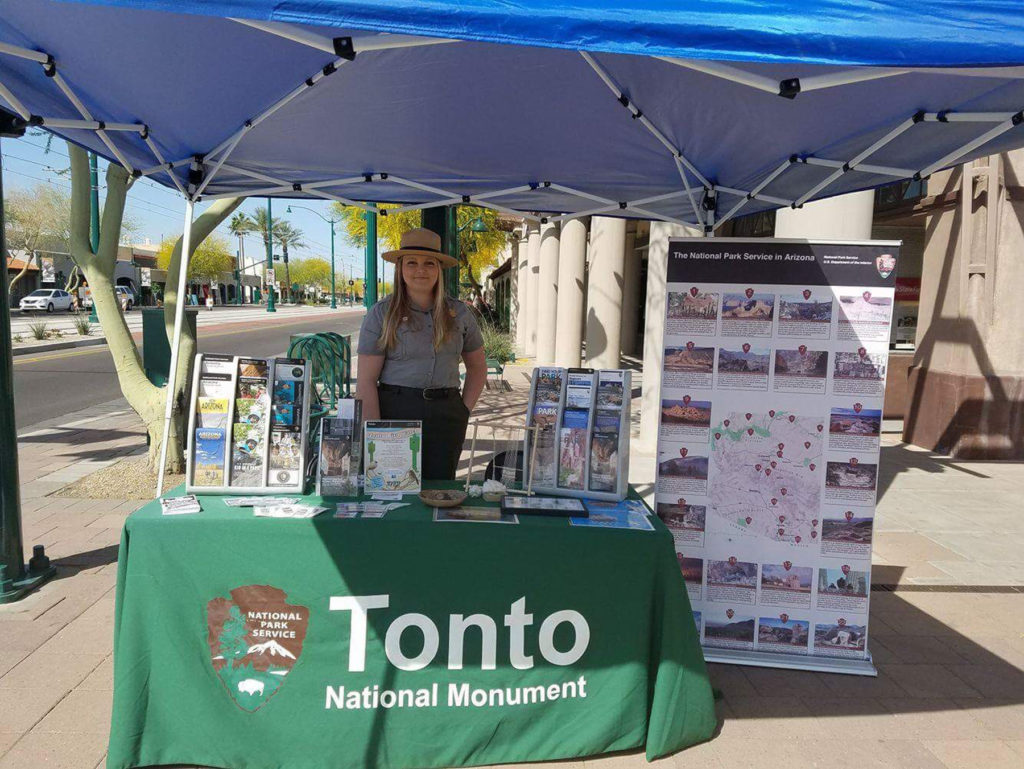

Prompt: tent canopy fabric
xmin=2 ymin=0 xmax=1024 ymax=229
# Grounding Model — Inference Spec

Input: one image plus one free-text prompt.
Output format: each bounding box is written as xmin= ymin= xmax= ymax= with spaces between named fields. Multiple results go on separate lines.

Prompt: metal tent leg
xmin=156 ymin=199 xmax=194 ymax=498
xmin=0 ymin=125 xmax=55 ymax=603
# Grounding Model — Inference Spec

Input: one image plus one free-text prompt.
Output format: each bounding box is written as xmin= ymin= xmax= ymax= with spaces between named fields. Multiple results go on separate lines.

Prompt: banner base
xmin=702 ymin=648 xmax=877 ymax=677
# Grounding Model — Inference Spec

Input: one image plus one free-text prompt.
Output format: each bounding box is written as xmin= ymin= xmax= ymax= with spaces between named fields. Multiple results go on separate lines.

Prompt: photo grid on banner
xmin=656 ymin=238 xmax=899 ymax=675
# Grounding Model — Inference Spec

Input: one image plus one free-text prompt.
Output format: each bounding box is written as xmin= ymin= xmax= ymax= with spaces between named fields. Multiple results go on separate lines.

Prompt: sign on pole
xmin=141 ymin=268 xmax=152 ymax=287
xmin=39 ymin=256 xmax=55 ymax=283
xmin=266 ymin=269 xmax=275 ymax=285
xmin=655 ymin=238 xmax=898 ymax=676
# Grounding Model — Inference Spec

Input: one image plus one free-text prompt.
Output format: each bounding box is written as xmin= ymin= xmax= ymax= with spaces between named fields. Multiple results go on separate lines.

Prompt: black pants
xmin=377 ymin=386 xmax=470 ymax=481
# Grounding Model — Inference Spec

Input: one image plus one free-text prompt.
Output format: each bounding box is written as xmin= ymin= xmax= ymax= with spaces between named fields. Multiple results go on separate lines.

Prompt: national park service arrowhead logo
xmin=876 ymin=253 xmax=896 ymax=279
xmin=207 ymin=585 xmax=309 ymax=712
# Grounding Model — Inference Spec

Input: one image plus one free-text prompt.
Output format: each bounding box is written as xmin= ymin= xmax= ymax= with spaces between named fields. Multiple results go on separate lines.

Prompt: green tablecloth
xmin=107 ymin=484 xmax=716 ymax=769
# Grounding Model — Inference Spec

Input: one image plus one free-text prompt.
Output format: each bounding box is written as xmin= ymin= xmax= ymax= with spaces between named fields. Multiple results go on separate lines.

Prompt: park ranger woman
xmin=356 ymin=228 xmax=487 ymax=480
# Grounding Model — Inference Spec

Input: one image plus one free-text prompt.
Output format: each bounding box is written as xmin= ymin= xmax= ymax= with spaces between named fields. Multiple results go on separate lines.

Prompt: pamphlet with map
xmin=657 ymin=237 xmax=898 ymax=671
xmin=229 ymin=357 xmax=270 ymax=487
xmin=363 ymin=420 xmax=422 ymax=493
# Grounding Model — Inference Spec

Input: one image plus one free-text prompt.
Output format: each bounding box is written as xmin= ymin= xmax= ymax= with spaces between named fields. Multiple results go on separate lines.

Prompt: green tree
xmin=289 ymin=257 xmax=331 ymax=297
xmin=4 ymin=183 xmax=72 ymax=299
xmin=65 ymin=142 xmax=243 ymax=473
xmin=218 ymin=605 xmax=249 ymax=661
xmin=156 ymin=233 xmax=234 ymax=282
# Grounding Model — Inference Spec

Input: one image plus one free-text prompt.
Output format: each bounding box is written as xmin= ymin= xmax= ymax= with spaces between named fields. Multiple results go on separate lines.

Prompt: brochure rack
xmin=523 ymin=367 xmax=631 ymax=502
xmin=185 ymin=353 xmax=312 ymax=494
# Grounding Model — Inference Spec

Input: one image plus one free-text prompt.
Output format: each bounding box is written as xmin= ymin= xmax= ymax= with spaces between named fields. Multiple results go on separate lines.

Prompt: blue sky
xmin=2 ymin=131 xmax=384 ymax=282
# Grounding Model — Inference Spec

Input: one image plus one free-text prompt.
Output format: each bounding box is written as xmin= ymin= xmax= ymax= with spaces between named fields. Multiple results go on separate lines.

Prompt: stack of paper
xmin=253 ymin=503 xmax=328 ymax=518
xmin=161 ymin=495 xmax=202 ymax=516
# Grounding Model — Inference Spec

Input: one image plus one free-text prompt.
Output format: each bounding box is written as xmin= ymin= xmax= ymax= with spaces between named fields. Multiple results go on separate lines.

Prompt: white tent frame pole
xmin=714 ymin=185 xmax=792 ymax=206
xmin=0 ymin=79 xmax=30 ymax=120
xmin=143 ymin=136 xmax=188 ymax=196
xmin=0 ymin=41 xmax=50 ymax=64
xmin=580 ymin=50 xmax=712 ymax=190
xmin=922 ymin=111 xmax=1017 ymax=122
xmin=799 ymin=156 xmax=915 ymax=177
xmin=34 ymin=117 xmax=144 ymax=132
xmin=655 ymin=57 xmax=778 ymax=94
xmin=49 ymin=70 xmax=135 ymax=174
xmin=797 ymin=68 xmax=908 ymax=92
xmin=675 ymin=157 xmax=704 ymax=226
xmin=156 ymin=197 xmax=194 ymax=498
xmin=230 ymin=18 xmax=458 ymax=54
xmin=919 ymin=111 xmax=1023 ymax=178
xmin=793 ymin=114 xmax=920 ymax=206
xmin=215 ymin=162 xmax=377 ymax=212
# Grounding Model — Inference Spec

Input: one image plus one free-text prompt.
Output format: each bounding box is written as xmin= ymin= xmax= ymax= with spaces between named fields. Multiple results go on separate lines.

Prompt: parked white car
xmin=19 ymin=289 xmax=74 ymax=313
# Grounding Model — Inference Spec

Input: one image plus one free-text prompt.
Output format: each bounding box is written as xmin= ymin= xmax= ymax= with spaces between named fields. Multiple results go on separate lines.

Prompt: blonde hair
xmin=377 ymin=255 xmax=455 ymax=352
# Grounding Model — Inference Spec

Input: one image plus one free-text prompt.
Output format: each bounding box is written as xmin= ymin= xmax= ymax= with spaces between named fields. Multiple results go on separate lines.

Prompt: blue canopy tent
xmin=3 ymin=1 xmax=1024 ymax=494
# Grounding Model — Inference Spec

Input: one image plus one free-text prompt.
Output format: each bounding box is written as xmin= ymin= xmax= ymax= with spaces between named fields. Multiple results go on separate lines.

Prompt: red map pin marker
xmin=783 ymin=561 xmax=791 ymax=570
xmin=769 ymin=409 xmax=776 ymax=417
xmin=789 ymin=415 xmax=796 ymax=423
xmin=845 ymin=510 xmax=854 ymax=521
xmin=726 ymin=609 xmax=734 ymax=619
xmin=777 ymin=527 xmax=785 ymax=535
xmin=817 ymin=424 xmax=823 ymax=432
xmin=780 ymin=612 xmax=789 ymax=622
xmin=747 ymin=428 xmax=754 ymax=436
xmin=724 ymin=419 xmax=730 ymax=427
xmin=809 ymin=463 xmax=816 ymax=470
xmin=863 ymin=290 xmax=872 ymax=302
xmin=690 ymin=286 xmax=699 ymax=297
xmin=798 ymin=344 xmax=807 ymax=355
xmin=728 ymin=556 xmax=737 ymax=566
xmin=742 ymin=343 xmax=751 ymax=353
xmin=765 ymin=468 xmax=772 ymax=476
xmin=802 ymin=289 xmax=811 ymax=300
xmin=745 ymin=412 xmax=753 ymax=420
xmin=745 ymin=288 xmax=754 ymax=299
xmin=778 ymin=443 xmax=785 ymax=450
xmin=771 ymin=498 xmax=778 ymax=505
xmin=755 ymin=464 xmax=762 ymax=471
xmin=679 ymin=447 xmax=688 ymax=458
xmin=715 ymin=432 xmax=721 ymax=440
xmin=805 ymin=441 xmax=811 ymax=449
xmin=686 ymin=340 xmax=695 ymax=350
xmin=776 ymin=450 xmax=783 ymax=458
xmin=842 ymin=564 xmax=851 ymax=575
xmin=745 ymin=516 xmax=752 ymax=524
xmin=794 ymin=535 xmax=802 ymax=543
xmin=853 ymin=402 xmax=863 ymax=413
xmin=682 ymin=394 xmax=691 ymax=405
xmin=811 ymin=531 xmax=817 ymax=538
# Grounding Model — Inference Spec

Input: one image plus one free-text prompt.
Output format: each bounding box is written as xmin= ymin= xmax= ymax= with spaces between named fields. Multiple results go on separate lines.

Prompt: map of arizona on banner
xmin=656 ymin=238 xmax=899 ymax=675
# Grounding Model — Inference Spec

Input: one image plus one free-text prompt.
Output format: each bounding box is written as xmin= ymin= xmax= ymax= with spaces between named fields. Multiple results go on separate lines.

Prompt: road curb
xmin=12 ymin=337 xmax=108 ymax=356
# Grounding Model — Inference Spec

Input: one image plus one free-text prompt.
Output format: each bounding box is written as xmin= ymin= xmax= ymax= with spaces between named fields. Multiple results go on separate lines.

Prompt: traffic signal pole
xmin=0 ymin=120 xmax=56 ymax=603
xmin=364 ymin=209 xmax=378 ymax=308
xmin=266 ymin=198 xmax=276 ymax=312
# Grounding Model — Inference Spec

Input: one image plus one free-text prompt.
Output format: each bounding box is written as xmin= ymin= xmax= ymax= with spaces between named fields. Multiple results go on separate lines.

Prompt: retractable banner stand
xmin=656 ymin=238 xmax=899 ymax=676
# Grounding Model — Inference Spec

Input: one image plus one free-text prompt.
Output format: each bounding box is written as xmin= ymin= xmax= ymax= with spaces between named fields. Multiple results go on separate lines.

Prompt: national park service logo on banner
xmin=875 ymin=253 xmax=896 ymax=279
xmin=206 ymin=585 xmax=309 ymax=711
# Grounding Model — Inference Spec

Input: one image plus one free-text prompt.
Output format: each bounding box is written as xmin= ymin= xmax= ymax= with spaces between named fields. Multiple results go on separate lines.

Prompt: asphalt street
xmin=12 ymin=310 xmax=366 ymax=431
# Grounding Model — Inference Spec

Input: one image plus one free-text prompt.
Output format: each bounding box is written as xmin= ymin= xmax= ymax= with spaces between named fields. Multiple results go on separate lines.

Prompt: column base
xmin=904 ymin=365 xmax=1024 ymax=459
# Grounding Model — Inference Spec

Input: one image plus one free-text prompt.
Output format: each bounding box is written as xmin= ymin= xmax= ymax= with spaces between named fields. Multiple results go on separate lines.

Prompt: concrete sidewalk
xmin=0 ymin=365 xmax=1022 ymax=768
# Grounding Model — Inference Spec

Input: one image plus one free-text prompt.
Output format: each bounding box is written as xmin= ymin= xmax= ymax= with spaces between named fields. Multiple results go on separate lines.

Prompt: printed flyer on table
xmin=657 ymin=238 xmax=898 ymax=668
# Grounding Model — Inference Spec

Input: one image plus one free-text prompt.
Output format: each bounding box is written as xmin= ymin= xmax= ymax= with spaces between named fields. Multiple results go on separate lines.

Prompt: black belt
xmin=379 ymin=383 xmax=461 ymax=400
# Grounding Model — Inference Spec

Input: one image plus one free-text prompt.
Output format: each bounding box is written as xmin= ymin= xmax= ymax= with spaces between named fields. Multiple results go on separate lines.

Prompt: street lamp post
xmin=266 ymin=198 xmax=276 ymax=313
xmin=286 ymin=204 xmax=340 ymax=309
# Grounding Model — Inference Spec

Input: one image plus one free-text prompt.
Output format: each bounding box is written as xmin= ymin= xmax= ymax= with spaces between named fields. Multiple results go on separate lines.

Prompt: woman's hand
xmin=461 ymin=347 xmax=487 ymax=412
xmin=356 ymin=354 xmax=385 ymax=420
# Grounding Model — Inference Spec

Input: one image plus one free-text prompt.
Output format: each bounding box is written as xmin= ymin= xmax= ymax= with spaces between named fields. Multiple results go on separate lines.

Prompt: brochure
xmin=267 ymin=426 xmax=302 ymax=487
xmin=253 ymin=503 xmax=327 ymax=518
xmin=161 ymin=495 xmax=201 ymax=515
xmin=224 ymin=496 xmax=296 ymax=507
xmin=197 ymin=397 xmax=230 ymax=428
xmin=317 ymin=399 xmax=362 ymax=497
xmin=200 ymin=354 xmax=235 ymax=376
xmin=364 ymin=420 xmax=422 ymax=492
xmin=501 ymin=495 xmax=586 ymax=515
xmin=230 ymin=422 xmax=266 ymax=487
xmin=229 ymin=357 xmax=271 ymax=488
xmin=570 ymin=508 xmax=654 ymax=531
xmin=433 ymin=506 xmax=519 ymax=524
xmin=588 ymin=410 xmax=621 ymax=492
xmin=558 ymin=408 xmax=590 ymax=490
xmin=197 ymin=373 xmax=233 ymax=399
xmin=193 ymin=427 xmax=227 ymax=486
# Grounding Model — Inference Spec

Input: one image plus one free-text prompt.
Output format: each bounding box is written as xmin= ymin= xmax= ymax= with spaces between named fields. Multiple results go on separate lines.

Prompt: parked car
xmin=19 ymin=288 xmax=74 ymax=313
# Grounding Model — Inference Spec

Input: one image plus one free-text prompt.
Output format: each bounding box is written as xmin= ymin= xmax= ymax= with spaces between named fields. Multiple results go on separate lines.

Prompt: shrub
xmin=74 ymin=316 xmax=93 ymax=336
xmin=12 ymin=334 xmax=23 ymax=344
xmin=28 ymin=321 xmax=49 ymax=340
xmin=481 ymin=321 xmax=515 ymax=363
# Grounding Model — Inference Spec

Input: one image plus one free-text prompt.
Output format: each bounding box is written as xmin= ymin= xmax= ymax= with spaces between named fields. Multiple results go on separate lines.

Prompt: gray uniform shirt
xmin=357 ymin=297 xmax=484 ymax=389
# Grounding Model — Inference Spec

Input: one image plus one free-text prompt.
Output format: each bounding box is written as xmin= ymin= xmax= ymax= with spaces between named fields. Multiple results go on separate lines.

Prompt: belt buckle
xmin=422 ymin=387 xmax=445 ymax=400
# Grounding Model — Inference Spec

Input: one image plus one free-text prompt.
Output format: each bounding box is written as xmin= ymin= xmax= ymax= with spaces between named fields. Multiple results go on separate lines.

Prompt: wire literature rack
xmin=463 ymin=419 xmax=538 ymax=496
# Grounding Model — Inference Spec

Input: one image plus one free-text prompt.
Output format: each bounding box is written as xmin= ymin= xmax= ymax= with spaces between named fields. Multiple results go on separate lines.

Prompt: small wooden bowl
xmin=419 ymin=489 xmax=468 ymax=508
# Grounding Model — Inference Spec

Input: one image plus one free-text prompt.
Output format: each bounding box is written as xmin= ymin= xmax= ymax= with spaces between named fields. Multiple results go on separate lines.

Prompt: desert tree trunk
xmin=66 ymin=144 xmax=243 ymax=474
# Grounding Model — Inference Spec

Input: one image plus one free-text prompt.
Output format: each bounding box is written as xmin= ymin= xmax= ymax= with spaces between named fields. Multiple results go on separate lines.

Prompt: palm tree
xmin=228 ymin=212 xmax=253 ymax=287
xmin=272 ymin=221 xmax=305 ymax=302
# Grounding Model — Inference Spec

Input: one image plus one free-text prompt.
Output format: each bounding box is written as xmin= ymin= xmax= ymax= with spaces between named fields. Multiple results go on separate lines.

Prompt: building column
xmin=906 ymin=154 xmax=1024 ymax=457
xmin=620 ymin=224 xmax=640 ymax=357
xmin=638 ymin=221 xmax=699 ymax=453
xmin=585 ymin=216 xmax=627 ymax=369
xmin=514 ymin=229 xmax=528 ymax=351
xmin=524 ymin=223 xmax=541 ymax=357
xmin=774 ymin=190 xmax=874 ymax=240
xmin=535 ymin=222 xmax=560 ymax=365
xmin=555 ymin=218 xmax=588 ymax=368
